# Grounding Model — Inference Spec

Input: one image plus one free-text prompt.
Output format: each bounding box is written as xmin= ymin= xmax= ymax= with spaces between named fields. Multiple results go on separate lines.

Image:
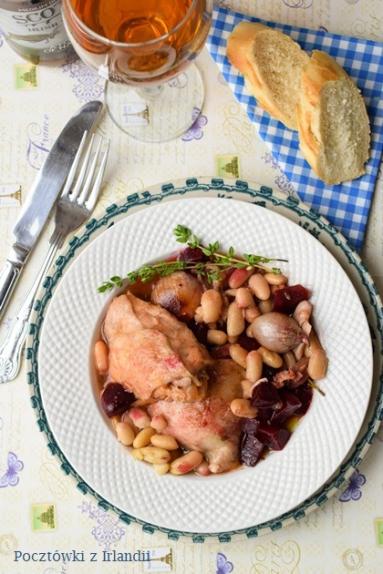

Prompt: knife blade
xmin=0 ymin=100 xmax=103 ymax=318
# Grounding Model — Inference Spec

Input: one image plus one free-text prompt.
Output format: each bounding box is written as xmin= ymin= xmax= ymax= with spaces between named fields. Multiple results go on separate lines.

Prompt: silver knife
xmin=0 ymin=100 xmax=103 ymax=318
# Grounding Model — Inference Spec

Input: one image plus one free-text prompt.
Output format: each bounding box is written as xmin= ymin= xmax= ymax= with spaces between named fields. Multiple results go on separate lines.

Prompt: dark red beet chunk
xmin=294 ymin=384 xmax=314 ymax=415
xmin=237 ymin=333 xmax=260 ymax=352
xmin=177 ymin=247 xmax=207 ymax=264
xmin=257 ymin=407 xmax=274 ymax=423
xmin=251 ymin=381 xmax=282 ymax=410
xmin=101 ymin=383 xmax=135 ymax=418
xmin=271 ymin=391 xmax=302 ymax=425
xmin=242 ymin=418 xmax=259 ymax=434
xmin=273 ymin=284 xmax=310 ymax=314
xmin=240 ymin=426 xmax=264 ymax=467
xmin=257 ymin=425 xmax=291 ymax=451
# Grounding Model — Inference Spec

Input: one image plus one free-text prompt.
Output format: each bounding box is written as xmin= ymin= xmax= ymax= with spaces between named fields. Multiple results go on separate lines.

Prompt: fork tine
xmin=60 ymin=130 xmax=88 ymax=197
xmin=77 ymin=136 xmax=103 ymax=205
xmin=70 ymin=133 xmax=95 ymax=201
xmin=85 ymin=140 xmax=110 ymax=212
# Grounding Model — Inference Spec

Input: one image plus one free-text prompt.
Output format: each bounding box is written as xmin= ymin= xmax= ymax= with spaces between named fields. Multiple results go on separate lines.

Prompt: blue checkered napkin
xmin=206 ymin=6 xmax=383 ymax=250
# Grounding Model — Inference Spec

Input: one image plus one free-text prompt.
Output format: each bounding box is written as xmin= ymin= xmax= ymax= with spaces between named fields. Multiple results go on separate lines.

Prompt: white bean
xmin=246 ymin=350 xmax=263 ymax=383
xmin=128 ymin=407 xmax=151 ymax=429
xmin=241 ymin=379 xmax=254 ymax=399
xmin=264 ymin=272 xmax=288 ymax=286
xmin=258 ymin=346 xmax=283 ymax=369
xmin=308 ymin=349 xmax=328 ymax=380
xmin=116 ymin=422 xmax=135 ymax=446
xmin=258 ymin=299 xmax=273 ymax=314
xmin=131 ymin=448 xmax=144 ymax=461
xmin=307 ymin=329 xmax=324 ymax=354
xmin=153 ymin=463 xmax=170 ymax=475
xmin=150 ymin=415 xmax=168 ymax=432
xmin=245 ymin=306 xmax=261 ymax=323
xmin=170 ymin=451 xmax=203 ymax=475
xmin=227 ymin=301 xmax=245 ymax=337
xmin=94 ymin=340 xmax=109 ymax=374
xmin=141 ymin=446 xmax=171 ymax=464
xmin=293 ymin=342 xmax=306 ymax=360
xmin=283 ymin=351 xmax=296 ymax=368
xmin=294 ymin=301 xmax=313 ymax=335
xmin=195 ymin=461 xmax=210 ymax=476
xmin=230 ymin=398 xmax=257 ymax=418
xmin=133 ymin=427 xmax=155 ymax=449
xmin=236 ymin=287 xmax=255 ymax=309
xmin=249 ymin=274 xmax=270 ymax=300
xmin=150 ymin=434 xmax=179 ymax=450
xmin=229 ymin=343 xmax=248 ymax=368
xmin=207 ymin=329 xmax=228 ymax=345
xmin=224 ymin=288 xmax=238 ymax=297
xmin=201 ymin=290 xmax=223 ymax=323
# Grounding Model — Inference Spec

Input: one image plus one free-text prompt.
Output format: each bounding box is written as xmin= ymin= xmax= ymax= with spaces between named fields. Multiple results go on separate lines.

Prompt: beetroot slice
xmin=256 ymin=407 xmax=274 ymax=423
xmin=242 ymin=418 xmax=259 ymax=434
xmin=271 ymin=391 xmax=302 ymax=425
xmin=273 ymin=284 xmax=310 ymax=314
xmin=257 ymin=425 xmax=291 ymax=451
xmin=293 ymin=384 xmax=314 ymax=415
xmin=240 ymin=425 xmax=264 ymax=467
xmin=101 ymin=383 xmax=135 ymax=418
xmin=251 ymin=381 xmax=282 ymax=410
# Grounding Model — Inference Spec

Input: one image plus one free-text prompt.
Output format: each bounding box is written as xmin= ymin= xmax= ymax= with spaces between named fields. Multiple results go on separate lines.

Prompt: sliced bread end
xmin=298 ymin=51 xmax=370 ymax=185
xmin=227 ymin=22 xmax=309 ymax=130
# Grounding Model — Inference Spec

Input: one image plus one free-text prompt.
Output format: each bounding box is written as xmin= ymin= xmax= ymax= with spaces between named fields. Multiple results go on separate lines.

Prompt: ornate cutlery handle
xmin=0 ymin=260 xmax=21 ymax=318
xmin=0 ymin=244 xmax=29 ymax=318
xmin=0 ymin=243 xmax=58 ymax=384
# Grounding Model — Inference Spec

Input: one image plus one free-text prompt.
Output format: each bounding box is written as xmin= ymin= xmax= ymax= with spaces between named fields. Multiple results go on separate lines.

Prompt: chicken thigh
xmin=103 ymin=292 xmax=212 ymax=402
xmin=148 ymin=360 xmax=244 ymax=473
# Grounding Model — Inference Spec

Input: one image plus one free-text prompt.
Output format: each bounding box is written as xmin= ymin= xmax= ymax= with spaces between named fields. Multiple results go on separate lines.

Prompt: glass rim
xmin=62 ymin=0 xmax=200 ymax=49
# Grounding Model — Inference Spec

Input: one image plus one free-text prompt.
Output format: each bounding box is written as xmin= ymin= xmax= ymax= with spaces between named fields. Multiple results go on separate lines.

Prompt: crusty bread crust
xmin=227 ymin=22 xmax=309 ymax=129
xmin=297 ymin=51 xmax=370 ymax=184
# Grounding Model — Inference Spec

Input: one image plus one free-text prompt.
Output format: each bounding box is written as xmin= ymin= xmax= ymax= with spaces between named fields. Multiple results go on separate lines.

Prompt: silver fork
xmin=0 ymin=132 xmax=110 ymax=384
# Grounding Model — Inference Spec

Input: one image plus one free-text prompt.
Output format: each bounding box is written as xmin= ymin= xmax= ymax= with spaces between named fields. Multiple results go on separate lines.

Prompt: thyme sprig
xmin=308 ymin=378 xmax=326 ymax=396
xmin=98 ymin=225 xmax=287 ymax=293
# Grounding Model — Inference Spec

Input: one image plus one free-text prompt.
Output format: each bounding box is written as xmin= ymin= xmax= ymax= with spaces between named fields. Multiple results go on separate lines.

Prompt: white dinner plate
xmin=36 ymin=195 xmax=373 ymax=535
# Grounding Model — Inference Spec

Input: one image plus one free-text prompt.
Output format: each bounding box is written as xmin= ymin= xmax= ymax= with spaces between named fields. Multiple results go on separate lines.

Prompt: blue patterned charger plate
xmin=27 ymin=178 xmax=383 ymax=542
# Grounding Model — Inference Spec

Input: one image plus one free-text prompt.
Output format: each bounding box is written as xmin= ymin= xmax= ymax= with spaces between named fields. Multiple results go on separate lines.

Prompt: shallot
xmin=250 ymin=312 xmax=306 ymax=353
xmin=151 ymin=271 xmax=202 ymax=319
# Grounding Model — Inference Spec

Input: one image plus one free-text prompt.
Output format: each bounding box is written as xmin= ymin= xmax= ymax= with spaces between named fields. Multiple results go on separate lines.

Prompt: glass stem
xmin=138 ymin=84 xmax=164 ymax=100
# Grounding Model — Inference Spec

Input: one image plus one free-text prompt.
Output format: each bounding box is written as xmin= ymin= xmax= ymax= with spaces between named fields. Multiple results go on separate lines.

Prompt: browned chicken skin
xmin=148 ymin=360 xmax=244 ymax=473
xmin=103 ymin=292 xmax=212 ymax=401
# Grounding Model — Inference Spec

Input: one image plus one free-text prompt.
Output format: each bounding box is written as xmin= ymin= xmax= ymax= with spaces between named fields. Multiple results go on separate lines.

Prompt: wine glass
xmin=62 ymin=0 xmax=213 ymax=142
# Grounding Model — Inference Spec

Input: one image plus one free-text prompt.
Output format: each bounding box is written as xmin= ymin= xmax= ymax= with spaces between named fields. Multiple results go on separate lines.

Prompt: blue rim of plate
xmin=26 ymin=178 xmax=383 ymax=543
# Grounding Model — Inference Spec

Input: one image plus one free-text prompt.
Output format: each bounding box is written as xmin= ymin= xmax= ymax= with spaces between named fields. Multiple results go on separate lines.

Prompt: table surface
xmin=0 ymin=1 xmax=382 ymax=573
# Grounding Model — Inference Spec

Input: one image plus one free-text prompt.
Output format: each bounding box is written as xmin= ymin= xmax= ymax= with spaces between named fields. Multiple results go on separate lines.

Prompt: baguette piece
xmin=227 ymin=22 xmax=309 ymax=129
xmin=297 ymin=50 xmax=370 ymax=185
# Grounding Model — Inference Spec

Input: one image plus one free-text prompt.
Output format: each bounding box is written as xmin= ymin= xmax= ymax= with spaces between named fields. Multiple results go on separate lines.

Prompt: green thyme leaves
xmin=98 ymin=225 xmax=287 ymax=293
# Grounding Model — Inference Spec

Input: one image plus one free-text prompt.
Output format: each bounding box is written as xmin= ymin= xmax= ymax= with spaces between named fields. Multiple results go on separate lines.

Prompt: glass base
xmin=105 ymin=63 xmax=205 ymax=142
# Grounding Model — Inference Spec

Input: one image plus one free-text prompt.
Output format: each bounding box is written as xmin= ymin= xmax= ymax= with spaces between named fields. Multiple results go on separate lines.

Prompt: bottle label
xmin=0 ymin=0 xmax=70 ymax=53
